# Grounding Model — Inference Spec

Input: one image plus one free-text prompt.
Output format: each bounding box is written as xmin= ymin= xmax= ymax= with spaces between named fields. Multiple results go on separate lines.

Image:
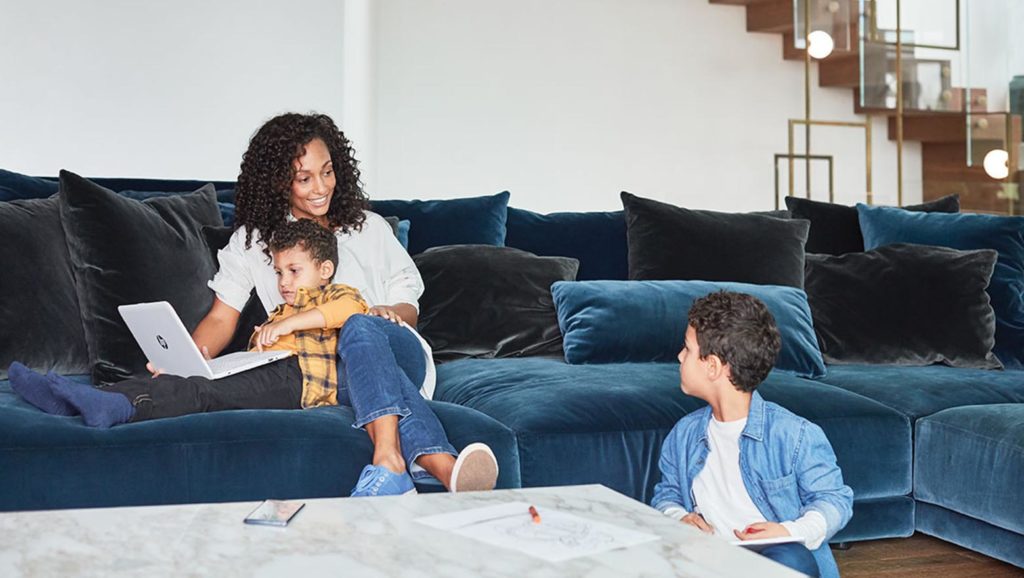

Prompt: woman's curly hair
xmin=233 ymin=112 xmax=368 ymax=258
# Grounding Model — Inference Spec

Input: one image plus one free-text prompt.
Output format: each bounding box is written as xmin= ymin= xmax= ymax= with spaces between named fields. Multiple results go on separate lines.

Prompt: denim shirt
xmin=651 ymin=392 xmax=854 ymax=577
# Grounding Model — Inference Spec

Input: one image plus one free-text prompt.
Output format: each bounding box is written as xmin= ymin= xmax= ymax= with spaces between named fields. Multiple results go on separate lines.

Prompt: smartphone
xmin=243 ymin=499 xmax=305 ymax=527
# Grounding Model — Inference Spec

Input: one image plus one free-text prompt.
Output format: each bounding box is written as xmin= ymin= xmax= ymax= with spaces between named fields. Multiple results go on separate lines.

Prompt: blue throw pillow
xmin=0 ymin=169 xmax=58 ymax=201
xmin=858 ymin=204 xmax=1024 ymax=369
xmin=551 ymin=280 xmax=827 ymax=379
xmin=371 ymin=191 xmax=511 ymax=255
xmin=397 ymin=219 xmax=411 ymax=250
xmin=505 ymin=207 xmax=627 ymax=281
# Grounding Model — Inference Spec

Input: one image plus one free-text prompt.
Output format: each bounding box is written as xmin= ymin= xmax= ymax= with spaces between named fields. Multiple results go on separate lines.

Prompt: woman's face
xmin=289 ymin=138 xmax=336 ymax=225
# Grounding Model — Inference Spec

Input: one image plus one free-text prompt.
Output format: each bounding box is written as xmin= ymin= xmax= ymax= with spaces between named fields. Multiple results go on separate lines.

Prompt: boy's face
xmin=678 ymin=325 xmax=709 ymax=398
xmin=272 ymin=245 xmax=334 ymax=305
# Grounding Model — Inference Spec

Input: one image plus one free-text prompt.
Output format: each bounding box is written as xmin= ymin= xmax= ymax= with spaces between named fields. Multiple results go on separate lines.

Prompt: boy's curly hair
xmin=234 ymin=112 xmax=368 ymax=258
xmin=269 ymin=219 xmax=339 ymax=270
xmin=687 ymin=291 xmax=781 ymax=393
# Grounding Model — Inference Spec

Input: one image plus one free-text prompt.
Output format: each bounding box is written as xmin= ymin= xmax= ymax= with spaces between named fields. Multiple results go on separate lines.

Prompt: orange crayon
xmin=529 ymin=505 xmax=542 ymax=524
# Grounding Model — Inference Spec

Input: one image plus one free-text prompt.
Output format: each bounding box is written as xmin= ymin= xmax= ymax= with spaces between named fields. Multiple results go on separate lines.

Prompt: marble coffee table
xmin=0 ymin=484 xmax=804 ymax=577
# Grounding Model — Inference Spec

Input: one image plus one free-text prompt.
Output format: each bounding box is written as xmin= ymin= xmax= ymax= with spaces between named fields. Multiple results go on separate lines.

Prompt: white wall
xmin=0 ymin=0 xmax=346 ymax=181
xmin=371 ymin=0 xmax=921 ymax=212
xmin=1 ymin=0 xmax=921 ymax=212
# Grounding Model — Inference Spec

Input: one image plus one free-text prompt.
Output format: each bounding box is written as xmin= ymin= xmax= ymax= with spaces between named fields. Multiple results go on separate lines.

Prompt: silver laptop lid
xmin=118 ymin=301 xmax=214 ymax=379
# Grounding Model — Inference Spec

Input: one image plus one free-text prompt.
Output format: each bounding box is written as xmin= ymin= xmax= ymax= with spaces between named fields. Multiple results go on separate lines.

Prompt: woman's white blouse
xmin=207 ymin=210 xmax=435 ymax=398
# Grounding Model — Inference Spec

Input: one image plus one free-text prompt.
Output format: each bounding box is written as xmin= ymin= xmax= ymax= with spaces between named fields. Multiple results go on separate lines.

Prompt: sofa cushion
xmin=0 ymin=197 xmax=90 ymax=379
xmin=434 ymin=358 xmax=911 ymax=504
xmin=915 ymin=404 xmax=1024 ymax=536
xmin=805 ymin=244 xmax=1001 ymax=369
xmin=0 ymin=169 xmax=58 ymax=201
xmin=785 ymin=194 xmax=959 ymax=255
xmin=621 ymin=192 xmax=810 ymax=288
xmin=816 ymin=365 xmax=1024 ymax=420
xmin=414 ymin=245 xmax=578 ymax=361
xmin=858 ymin=204 xmax=1024 ymax=369
xmin=551 ymin=280 xmax=826 ymax=379
xmin=58 ymin=171 xmax=223 ymax=383
xmin=370 ymin=191 xmax=510 ymax=255
xmin=505 ymin=207 xmax=628 ymax=281
xmin=0 ymin=379 xmax=519 ymax=511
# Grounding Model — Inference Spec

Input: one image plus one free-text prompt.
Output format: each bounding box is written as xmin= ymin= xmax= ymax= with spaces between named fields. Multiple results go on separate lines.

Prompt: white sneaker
xmin=450 ymin=442 xmax=499 ymax=493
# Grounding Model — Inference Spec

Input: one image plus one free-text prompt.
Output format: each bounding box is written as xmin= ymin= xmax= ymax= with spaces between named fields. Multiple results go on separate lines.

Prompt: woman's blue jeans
xmin=759 ymin=543 xmax=820 ymax=577
xmin=336 ymin=314 xmax=457 ymax=480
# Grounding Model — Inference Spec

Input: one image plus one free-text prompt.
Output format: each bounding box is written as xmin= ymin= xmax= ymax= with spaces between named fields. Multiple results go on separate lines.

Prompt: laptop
xmin=118 ymin=301 xmax=293 ymax=380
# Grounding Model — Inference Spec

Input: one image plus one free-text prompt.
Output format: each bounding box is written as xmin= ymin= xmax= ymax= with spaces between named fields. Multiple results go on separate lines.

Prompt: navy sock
xmin=49 ymin=374 xmax=134 ymax=428
xmin=7 ymin=362 xmax=77 ymax=416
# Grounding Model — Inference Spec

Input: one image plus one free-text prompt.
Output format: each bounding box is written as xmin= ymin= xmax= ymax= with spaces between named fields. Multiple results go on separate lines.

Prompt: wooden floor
xmin=833 ymin=533 xmax=1024 ymax=577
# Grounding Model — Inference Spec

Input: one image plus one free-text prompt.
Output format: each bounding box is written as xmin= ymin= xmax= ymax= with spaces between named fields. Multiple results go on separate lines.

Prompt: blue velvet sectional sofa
xmin=1 ymin=170 xmax=1022 ymax=570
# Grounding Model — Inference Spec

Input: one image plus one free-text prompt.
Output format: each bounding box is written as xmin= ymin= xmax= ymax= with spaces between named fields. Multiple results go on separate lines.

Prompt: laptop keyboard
xmin=208 ymin=351 xmax=287 ymax=374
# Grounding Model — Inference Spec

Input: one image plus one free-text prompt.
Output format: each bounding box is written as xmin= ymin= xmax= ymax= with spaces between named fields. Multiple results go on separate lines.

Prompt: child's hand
xmin=681 ymin=512 xmax=714 ymax=534
xmin=253 ymin=319 xmax=295 ymax=351
xmin=733 ymin=522 xmax=790 ymax=541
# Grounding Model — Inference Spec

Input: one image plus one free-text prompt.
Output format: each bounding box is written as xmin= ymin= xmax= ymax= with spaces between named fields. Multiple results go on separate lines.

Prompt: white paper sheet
xmin=416 ymin=501 xmax=660 ymax=563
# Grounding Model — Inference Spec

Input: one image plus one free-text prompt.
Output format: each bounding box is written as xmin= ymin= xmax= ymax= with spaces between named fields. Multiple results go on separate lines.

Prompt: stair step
xmin=709 ymin=0 xmax=776 ymax=5
xmin=888 ymin=113 xmax=1021 ymax=144
xmin=853 ymin=88 xmax=989 ymax=115
xmin=817 ymin=54 xmax=861 ymax=87
xmin=746 ymin=0 xmax=793 ymax=33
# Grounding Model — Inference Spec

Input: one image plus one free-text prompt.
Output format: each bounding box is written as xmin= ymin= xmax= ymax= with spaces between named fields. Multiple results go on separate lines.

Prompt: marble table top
xmin=0 ymin=484 xmax=803 ymax=577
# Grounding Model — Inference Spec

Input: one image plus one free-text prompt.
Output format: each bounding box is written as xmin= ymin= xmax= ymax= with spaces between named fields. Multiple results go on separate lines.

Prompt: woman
xmin=193 ymin=113 xmax=497 ymax=497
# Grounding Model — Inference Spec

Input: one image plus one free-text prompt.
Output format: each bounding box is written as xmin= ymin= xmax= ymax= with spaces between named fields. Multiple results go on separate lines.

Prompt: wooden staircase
xmin=710 ymin=0 xmax=1023 ymax=213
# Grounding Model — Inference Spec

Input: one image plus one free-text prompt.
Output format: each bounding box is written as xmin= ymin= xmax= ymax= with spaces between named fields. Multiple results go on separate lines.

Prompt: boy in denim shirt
xmin=651 ymin=291 xmax=852 ymax=577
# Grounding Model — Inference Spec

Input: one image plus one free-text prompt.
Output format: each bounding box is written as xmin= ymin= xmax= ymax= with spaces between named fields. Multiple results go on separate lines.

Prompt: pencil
xmin=529 ymin=505 xmax=542 ymax=524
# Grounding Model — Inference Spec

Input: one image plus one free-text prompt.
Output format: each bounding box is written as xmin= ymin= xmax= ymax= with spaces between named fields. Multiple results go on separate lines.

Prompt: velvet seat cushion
xmin=58 ymin=171 xmax=224 ymax=383
xmin=434 ymin=358 xmax=911 ymax=504
xmin=915 ymin=404 xmax=1024 ymax=536
xmin=816 ymin=365 xmax=1024 ymax=420
xmin=621 ymin=192 xmax=810 ymax=288
xmin=0 ymin=379 xmax=519 ymax=511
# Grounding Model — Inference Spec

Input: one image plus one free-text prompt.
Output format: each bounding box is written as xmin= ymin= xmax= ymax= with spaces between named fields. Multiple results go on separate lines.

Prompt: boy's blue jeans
xmin=336 ymin=314 xmax=456 ymax=480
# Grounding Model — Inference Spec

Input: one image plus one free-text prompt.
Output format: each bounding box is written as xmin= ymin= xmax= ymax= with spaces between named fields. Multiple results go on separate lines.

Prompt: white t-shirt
xmin=689 ymin=416 xmax=827 ymax=549
xmin=207 ymin=210 xmax=436 ymax=398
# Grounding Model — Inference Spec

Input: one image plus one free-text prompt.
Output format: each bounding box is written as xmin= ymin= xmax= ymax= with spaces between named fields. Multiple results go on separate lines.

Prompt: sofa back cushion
xmin=621 ymin=192 xmax=810 ymax=288
xmin=59 ymin=171 xmax=223 ymax=383
xmin=551 ymin=280 xmax=826 ymax=378
xmin=505 ymin=207 xmax=628 ymax=281
xmin=0 ymin=197 xmax=91 ymax=379
xmin=371 ymin=191 xmax=510 ymax=255
xmin=805 ymin=243 xmax=1001 ymax=369
xmin=858 ymin=204 xmax=1024 ymax=369
xmin=414 ymin=245 xmax=578 ymax=362
xmin=785 ymin=194 xmax=959 ymax=255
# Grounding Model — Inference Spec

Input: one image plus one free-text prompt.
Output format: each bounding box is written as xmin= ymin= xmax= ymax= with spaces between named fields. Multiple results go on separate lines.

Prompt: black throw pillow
xmin=0 ymin=197 xmax=91 ymax=378
xmin=785 ymin=194 xmax=960 ymax=255
xmin=805 ymin=243 xmax=1001 ymax=369
xmin=414 ymin=245 xmax=579 ymax=362
xmin=58 ymin=171 xmax=224 ymax=383
xmin=200 ymin=226 xmax=270 ymax=355
xmin=621 ymin=192 xmax=810 ymax=288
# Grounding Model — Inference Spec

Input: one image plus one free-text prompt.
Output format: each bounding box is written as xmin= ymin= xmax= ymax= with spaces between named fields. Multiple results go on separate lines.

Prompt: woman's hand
xmin=253 ymin=319 xmax=296 ymax=351
xmin=733 ymin=521 xmax=790 ymax=541
xmin=681 ymin=512 xmax=714 ymax=534
xmin=368 ymin=305 xmax=402 ymax=324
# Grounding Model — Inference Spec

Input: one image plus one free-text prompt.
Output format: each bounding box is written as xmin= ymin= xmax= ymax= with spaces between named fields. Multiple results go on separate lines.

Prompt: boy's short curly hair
xmin=687 ymin=291 xmax=781 ymax=393
xmin=269 ymin=219 xmax=339 ymax=269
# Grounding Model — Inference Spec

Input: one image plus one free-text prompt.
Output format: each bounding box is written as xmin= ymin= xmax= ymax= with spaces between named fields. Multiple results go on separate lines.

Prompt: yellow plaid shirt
xmin=249 ymin=283 xmax=368 ymax=408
